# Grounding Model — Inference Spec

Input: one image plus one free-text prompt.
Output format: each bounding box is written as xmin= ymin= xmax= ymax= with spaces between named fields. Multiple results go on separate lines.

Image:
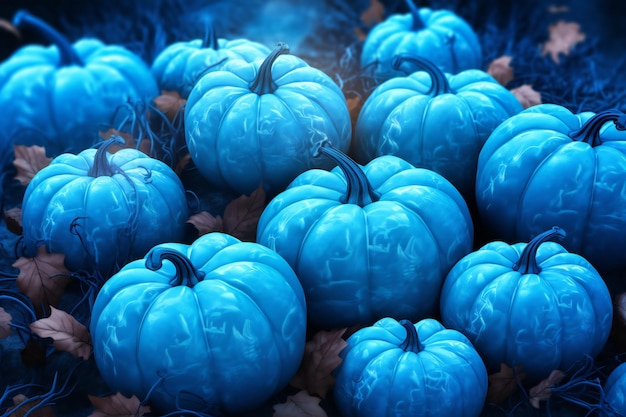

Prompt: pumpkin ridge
xmin=534 ymin=271 xmax=566 ymax=369
xmin=579 ymin=147 xmax=599 ymax=259
xmin=503 ymin=270 xmax=524 ymax=370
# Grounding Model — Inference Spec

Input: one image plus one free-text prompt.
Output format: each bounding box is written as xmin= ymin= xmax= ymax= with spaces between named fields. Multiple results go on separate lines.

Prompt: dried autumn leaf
xmin=273 ymin=390 xmax=328 ymax=417
xmin=0 ymin=18 xmax=21 ymax=38
xmin=548 ymin=5 xmax=569 ymax=13
xmin=612 ymin=293 xmax=626 ymax=350
xmin=487 ymin=56 xmax=514 ymax=87
xmin=13 ymin=245 xmax=72 ymax=317
xmin=7 ymin=394 xmax=56 ymax=417
xmin=528 ymin=369 xmax=566 ymax=408
xmin=99 ymin=128 xmax=151 ymax=155
xmin=174 ymin=152 xmax=192 ymax=176
xmin=13 ymin=145 xmax=52 ymax=187
xmin=223 ymin=185 xmax=266 ymax=242
xmin=4 ymin=207 xmax=23 ymax=235
xmin=290 ymin=328 xmax=348 ymax=399
xmin=29 ymin=306 xmax=92 ymax=360
xmin=153 ymin=90 xmax=186 ymax=122
xmin=88 ymin=393 xmax=150 ymax=417
xmin=355 ymin=0 xmax=385 ymax=40
xmin=511 ymin=84 xmax=542 ymax=109
xmin=542 ymin=21 xmax=585 ymax=63
xmin=487 ymin=363 xmax=526 ymax=404
xmin=187 ymin=211 xmax=224 ymax=236
xmin=0 ymin=307 xmax=12 ymax=339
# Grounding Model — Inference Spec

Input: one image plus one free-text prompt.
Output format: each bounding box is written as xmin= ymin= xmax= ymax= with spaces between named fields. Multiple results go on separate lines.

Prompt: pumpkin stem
xmin=399 ymin=319 xmax=423 ymax=352
xmin=405 ymin=0 xmax=425 ymax=31
xmin=145 ymin=247 xmax=206 ymax=288
xmin=249 ymin=43 xmax=289 ymax=95
xmin=88 ymin=136 xmax=125 ymax=177
xmin=392 ymin=55 xmax=453 ymax=95
xmin=568 ymin=109 xmax=626 ymax=147
xmin=316 ymin=141 xmax=380 ymax=207
xmin=12 ymin=10 xmax=83 ymax=67
xmin=512 ymin=227 xmax=566 ymax=275
xmin=202 ymin=19 xmax=219 ymax=50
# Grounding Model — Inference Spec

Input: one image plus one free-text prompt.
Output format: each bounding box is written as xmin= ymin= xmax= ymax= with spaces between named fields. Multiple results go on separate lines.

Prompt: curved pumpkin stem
xmin=392 ymin=55 xmax=454 ymax=95
xmin=568 ymin=109 xmax=626 ymax=147
xmin=145 ymin=247 xmax=206 ymax=288
xmin=512 ymin=227 xmax=566 ymax=275
xmin=249 ymin=43 xmax=289 ymax=95
xmin=399 ymin=319 xmax=423 ymax=353
xmin=405 ymin=0 xmax=425 ymax=31
xmin=12 ymin=10 xmax=83 ymax=67
xmin=202 ymin=18 xmax=219 ymax=50
xmin=88 ymin=136 xmax=125 ymax=178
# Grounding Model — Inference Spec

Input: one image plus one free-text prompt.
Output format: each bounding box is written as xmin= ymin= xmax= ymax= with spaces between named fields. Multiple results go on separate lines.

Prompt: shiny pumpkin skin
xmin=605 ymin=362 xmax=626 ymax=415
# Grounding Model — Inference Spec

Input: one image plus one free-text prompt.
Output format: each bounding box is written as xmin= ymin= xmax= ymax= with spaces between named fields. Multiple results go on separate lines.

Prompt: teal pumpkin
xmin=605 ymin=363 xmax=626 ymax=415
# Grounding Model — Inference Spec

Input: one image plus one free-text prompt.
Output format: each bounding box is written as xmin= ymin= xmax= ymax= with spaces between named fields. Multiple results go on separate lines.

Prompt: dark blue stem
xmin=399 ymin=319 xmax=423 ymax=352
xmin=202 ymin=19 xmax=219 ymax=50
xmin=145 ymin=248 xmax=206 ymax=288
xmin=406 ymin=0 xmax=425 ymax=31
xmin=392 ymin=55 xmax=453 ymax=95
xmin=249 ymin=43 xmax=289 ymax=95
xmin=568 ymin=109 xmax=626 ymax=147
xmin=512 ymin=227 xmax=566 ymax=274
xmin=88 ymin=136 xmax=125 ymax=177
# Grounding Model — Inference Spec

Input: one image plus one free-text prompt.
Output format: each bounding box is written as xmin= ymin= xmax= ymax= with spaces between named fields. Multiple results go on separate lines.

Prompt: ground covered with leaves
xmin=1 ymin=0 xmax=626 ymax=416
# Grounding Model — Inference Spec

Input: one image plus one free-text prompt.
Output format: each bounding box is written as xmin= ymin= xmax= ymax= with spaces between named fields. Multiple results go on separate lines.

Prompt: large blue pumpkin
xmin=476 ymin=104 xmax=626 ymax=272
xmin=90 ymin=233 xmax=307 ymax=415
xmin=257 ymin=142 xmax=473 ymax=329
xmin=185 ymin=43 xmax=351 ymax=196
xmin=440 ymin=227 xmax=613 ymax=382
xmin=0 ymin=11 xmax=158 ymax=157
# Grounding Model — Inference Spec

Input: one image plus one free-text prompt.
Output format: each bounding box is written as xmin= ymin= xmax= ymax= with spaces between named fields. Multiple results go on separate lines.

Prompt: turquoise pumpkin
xmin=605 ymin=363 xmax=626 ymax=415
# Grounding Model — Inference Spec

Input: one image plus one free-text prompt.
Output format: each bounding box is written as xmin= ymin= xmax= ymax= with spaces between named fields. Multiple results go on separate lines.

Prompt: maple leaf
xmin=542 ymin=21 xmax=585 ymax=63
xmin=99 ymin=129 xmax=151 ymax=155
xmin=4 ymin=207 xmax=23 ymax=235
xmin=153 ymin=90 xmax=186 ymax=122
xmin=12 ymin=245 xmax=73 ymax=317
xmin=487 ymin=363 xmax=526 ymax=404
xmin=0 ymin=18 xmax=21 ymax=39
xmin=0 ymin=307 xmax=12 ymax=339
xmin=528 ymin=369 xmax=566 ymax=408
xmin=273 ymin=390 xmax=328 ymax=417
xmin=290 ymin=328 xmax=348 ymax=399
xmin=7 ymin=394 xmax=56 ymax=417
xmin=222 ymin=185 xmax=266 ymax=242
xmin=13 ymin=145 xmax=52 ymax=187
xmin=187 ymin=211 xmax=225 ymax=236
xmin=511 ymin=84 xmax=542 ymax=109
xmin=88 ymin=393 xmax=150 ymax=417
xmin=487 ymin=56 xmax=514 ymax=87
xmin=29 ymin=306 xmax=92 ymax=360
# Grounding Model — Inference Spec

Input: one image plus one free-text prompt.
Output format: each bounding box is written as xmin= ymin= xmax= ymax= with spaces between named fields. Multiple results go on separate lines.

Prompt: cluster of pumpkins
xmin=2 ymin=1 xmax=626 ymax=416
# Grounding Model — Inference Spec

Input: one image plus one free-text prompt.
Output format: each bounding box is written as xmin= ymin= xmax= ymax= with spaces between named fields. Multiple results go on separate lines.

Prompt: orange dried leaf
xmin=88 ymin=393 xmax=150 ymax=417
xmin=187 ymin=211 xmax=224 ymax=236
xmin=290 ymin=328 xmax=348 ymax=399
xmin=529 ymin=369 xmax=566 ymax=408
xmin=511 ymin=84 xmax=542 ymax=109
xmin=13 ymin=145 xmax=52 ymax=187
xmin=0 ymin=307 xmax=12 ymax=339
xmin=487 ymin=363 xmax=526 ymax=404
xmin=273 ymin=390 xmax=328 ymax=417
xmin=487 ymin=56 xmax=514 ymax=86
xmin=223 ymin=185 xmax=266 ymax=242
xmin=4 ymin=207 xmax=23 ymax=235
xmin=8 ymin=394 xmax=56 ymax=417
xmin=29 ymin=306 xmax=92 ymax=360
xmin=12 ymin=245 xmax=72 ymax=317
xmin=153 ymin=90 xmax=186 ymax=122
xmin=542 ymin=21 xmax=585 ymax=63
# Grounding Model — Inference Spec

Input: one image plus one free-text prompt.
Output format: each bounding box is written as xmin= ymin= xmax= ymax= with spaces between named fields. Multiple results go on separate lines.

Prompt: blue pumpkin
xmin=0 ymin=10 xmax=158 ymax=157
xmin=184 ymin=43 xmax=351 ymax=196
xmin=257 ymin=142 xmax=473 ymax=329
xmin=605 ymin=363 xmax=626 ymax=415
xmin=360 ymin=0 xmax=482 ymax=82
xmin=476 ymin=104 xmax=626 ymax=272
xmin=90 ymin=232 xmax=307 ymax=415
xmin=440 ymin=227 xmax=613 ymax=382
xmin=334 ymin=317 xmax=488 ymax=417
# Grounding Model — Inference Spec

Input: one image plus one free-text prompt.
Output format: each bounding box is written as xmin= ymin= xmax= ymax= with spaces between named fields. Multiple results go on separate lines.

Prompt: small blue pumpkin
xmin=605 ymin=363 xmax=626 ymax=415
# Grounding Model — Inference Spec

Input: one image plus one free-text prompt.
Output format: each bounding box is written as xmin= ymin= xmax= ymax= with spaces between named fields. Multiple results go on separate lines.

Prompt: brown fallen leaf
xmin=88 ymin=393 xmax=150 ymax=417
xmin=548 ymin=5 xmax=569 ymax=13
xmin=290 ymin=328 xmax=348 ymax=399
xmin=174 ymin=152 xmax=192 ymax=176
xmin=222 ymin=185 xmax=266 ymax=242
xmin=153 ymin=90 xmax=186 ymax=122
xmin=487 ymin=56 xmax=514 ymax=87
xmin=4 ymin=207 xmax=23 ymax=235
xmin=528 ymin=369 xmax=566 ymax=408
xmin=612 ymin=292 xmax=626 ymax=350
xmin=0 ymin=18 xmax=21 ymax=39
xmin=542 ymin=21 xmax=585 ymax=63
xmin=7 ymin=394 xmax=56 ymax=417
xmin=187 ymin=211 xmax=224 ymax=236
xmin=511 ymin=84 xmax=542 ymax=109
xmin=273 ymin=390 xmax=328 ymax=417
xmin=29 ymin=306 xmax=92 ymax=360
xmin=99 ymin=128 xmax=151 ymax=155
xmin=0 ymin=307 xmax=12 ymax=339
xmin=487 ymin=363 xmax=526 ymax=404
xmin=13 ymin=245 xmax=73 ymax=318
xmin=13 ymin=145 xmax=52 ymax=187
xmin=355 ymin=0 xmax=385 ymax=40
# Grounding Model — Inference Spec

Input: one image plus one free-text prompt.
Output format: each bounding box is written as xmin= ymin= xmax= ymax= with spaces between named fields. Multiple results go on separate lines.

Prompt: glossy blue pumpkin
xmin=440 ymin=227 xmax=613 ymax=382
xmin=90 ymin=233 xmax=307 ymax=415
xmin=353 ymin=56 xmax=522 ymax=202
xmin=151 ymin=25 xmax=270 ymax=99
xmin=257 ymin=143 xmax=473 ymax=329
xmin=605 ymin=363 xmax=626 ymax=415
xmin=361 ymin=0 xmax=482 ymax=82
xmin=184 ymin=43 xmax=351 ymax=196
xmin=0 ymin=11 xmax=158 ymax=157
xmin=21 ymin=137 xmax=188 ymax=277
xmin=334 ymin=317 xmax=488 ymax=417
xmin=476 ymin=104 xmax=626 ymax=272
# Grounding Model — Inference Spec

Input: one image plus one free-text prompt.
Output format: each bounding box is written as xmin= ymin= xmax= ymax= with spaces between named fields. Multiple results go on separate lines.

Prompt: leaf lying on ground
xmin=542 ymin=21 xmax=586 ymax=63
xmin=13 ymin=145 xmax=52 ymax=186
xmin=612 ymin=292 xmax=626 ymax=350
xmin=4 ymin=207 xmax=23 ymax=235
xmin=7 ymin=394 xmax=56 ymax=417
xmin=528 ymin=369 xmax=566 ymax=408
xmin=0 ymin=307 xmax=12 ymax=339
xmin=547 ymin=5 xmax=569 ymax=13
xmin=29 ymin=306 xmax=92 ymax=360
xmin=99 ymin=128 xmax=151 ymax=155
xmin=13 ymin=245 xmax=72 ymax=317
xmin=487 ymin=363 xmax=526 ymax=404
xmin=290 ymin=328 xmax=348 ymax=399
xmin=273 ymin=390 xmax=328 ymax=417
xmin=0 ymin=18 xmax=20 ymax=38
xmin=355 ymin=0 xmax=385 ymax=40
xmin=487 ymin=56 xmax=514 ymax=87
xmin=153 ymin=90 xmax=186 ymax=122
xmin=187 ymin=211 xmax=224 ymax=236
xmin=88 ymin=393 xmax=150 ymax=417
xmin=174 ymin=153 xmax=192 ymax=176
xmin=511 ymin=84 xmax=542 ymax=109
